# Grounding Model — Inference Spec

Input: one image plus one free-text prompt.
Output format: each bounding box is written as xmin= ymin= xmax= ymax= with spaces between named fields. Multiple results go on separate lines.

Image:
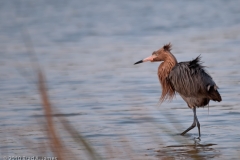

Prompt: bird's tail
xmin=209 ymin=86 xmax=222 ymax=102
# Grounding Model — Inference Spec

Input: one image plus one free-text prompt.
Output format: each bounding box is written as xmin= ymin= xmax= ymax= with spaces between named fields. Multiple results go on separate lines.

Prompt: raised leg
xmin=181 ymin=107 xmax=196 ymax=135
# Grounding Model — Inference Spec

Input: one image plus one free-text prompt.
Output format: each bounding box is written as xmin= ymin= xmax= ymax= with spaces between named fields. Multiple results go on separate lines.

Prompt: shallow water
xmin=0 ymin=0 xmax=240 ymax=159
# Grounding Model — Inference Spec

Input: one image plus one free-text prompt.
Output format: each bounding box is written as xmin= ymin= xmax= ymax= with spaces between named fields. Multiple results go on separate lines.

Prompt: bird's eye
xmin=152 ymin=51 xmax=156 ymax=55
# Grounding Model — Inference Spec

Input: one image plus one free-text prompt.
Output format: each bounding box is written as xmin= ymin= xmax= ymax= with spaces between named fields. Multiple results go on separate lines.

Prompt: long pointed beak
xmin=134 ymin=55 xmax=156 ymax=65
xmin=134 ymin=60 xmax=143 ymax=65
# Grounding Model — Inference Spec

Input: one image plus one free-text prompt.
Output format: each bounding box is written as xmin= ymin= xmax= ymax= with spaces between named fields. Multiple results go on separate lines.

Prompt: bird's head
xmin=134 ymin=43 xmax=172 ymax=65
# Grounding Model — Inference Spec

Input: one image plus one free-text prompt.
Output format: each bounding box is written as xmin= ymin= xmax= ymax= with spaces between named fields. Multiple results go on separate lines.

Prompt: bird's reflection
xmin=154 ymin=141 xmax=220 ymax=159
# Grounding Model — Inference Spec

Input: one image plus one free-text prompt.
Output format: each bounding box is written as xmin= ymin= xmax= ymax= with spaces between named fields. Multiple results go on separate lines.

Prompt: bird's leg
xmin=194 ymin=107 xmax=201 ymax=139
xmin=181 ymin=107 xmax=196 ymax=135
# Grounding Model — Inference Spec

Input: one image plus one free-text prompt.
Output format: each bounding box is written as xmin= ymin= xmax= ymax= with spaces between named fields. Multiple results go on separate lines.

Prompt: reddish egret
xmin=134 ymin=43 xmax=222 ymax=138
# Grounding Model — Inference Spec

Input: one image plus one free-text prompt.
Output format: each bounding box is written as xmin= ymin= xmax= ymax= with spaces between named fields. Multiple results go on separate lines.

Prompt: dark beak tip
xmin=134 ymin=60 xmax=143 ymax=65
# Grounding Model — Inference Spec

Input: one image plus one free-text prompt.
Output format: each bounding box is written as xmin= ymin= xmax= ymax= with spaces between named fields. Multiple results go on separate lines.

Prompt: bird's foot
xmin=180 ymin=131 xmax=187 ymax=136
xmin=194 ymin=136 xmax=201 ymax=141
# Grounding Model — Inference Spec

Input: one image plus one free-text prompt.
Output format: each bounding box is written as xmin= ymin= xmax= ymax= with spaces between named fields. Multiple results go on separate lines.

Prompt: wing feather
xmin=168 ymin=56 xmax=218 ymax=98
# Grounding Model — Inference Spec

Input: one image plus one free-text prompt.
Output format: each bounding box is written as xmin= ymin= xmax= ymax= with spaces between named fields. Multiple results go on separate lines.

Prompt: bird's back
xmin=168 ymin=56 xmax=221 ymax=108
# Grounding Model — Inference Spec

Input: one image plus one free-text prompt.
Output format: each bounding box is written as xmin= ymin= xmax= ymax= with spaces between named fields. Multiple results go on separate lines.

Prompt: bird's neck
xmin=165 ymin=52 xmax=178 ymax=66
xmin=159 ymin=52 xmax=177 ymax=76
xmin=158 ymin=52 xmax=177 ymax=102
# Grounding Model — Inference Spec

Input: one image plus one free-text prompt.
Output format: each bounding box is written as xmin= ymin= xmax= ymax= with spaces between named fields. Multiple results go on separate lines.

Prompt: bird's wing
xmin=168 ymin=56 xmax=218 ymax=98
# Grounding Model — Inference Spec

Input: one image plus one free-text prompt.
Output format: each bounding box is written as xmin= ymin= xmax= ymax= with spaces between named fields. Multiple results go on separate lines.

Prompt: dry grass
xmin=37 ymin=70 xmax=102 ymax=160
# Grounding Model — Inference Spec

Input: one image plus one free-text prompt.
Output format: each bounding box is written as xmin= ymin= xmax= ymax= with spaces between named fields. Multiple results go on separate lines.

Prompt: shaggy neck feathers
xmin=158 ymin=52 xmax=177 ymax=103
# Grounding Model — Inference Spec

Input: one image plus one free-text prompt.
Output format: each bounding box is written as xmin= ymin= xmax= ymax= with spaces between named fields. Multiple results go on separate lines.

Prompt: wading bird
xmin=134 ymin=43 xmax=222 ymax=138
